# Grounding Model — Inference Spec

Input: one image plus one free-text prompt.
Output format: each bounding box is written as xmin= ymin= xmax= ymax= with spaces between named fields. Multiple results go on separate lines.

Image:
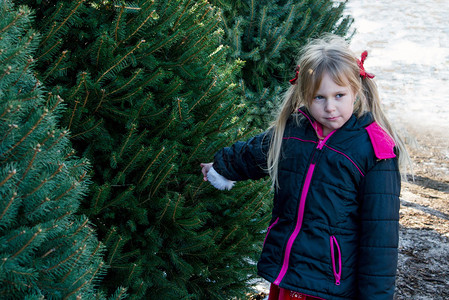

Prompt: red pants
xmin=268 ymin=284 xmax=323 ymax=300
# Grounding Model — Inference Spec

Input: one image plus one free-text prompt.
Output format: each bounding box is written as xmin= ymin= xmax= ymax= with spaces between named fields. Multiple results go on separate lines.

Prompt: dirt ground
xmin=249 ymin=124 xmax=449 ymax=300
xmin=395 ymin=125 xmax=449 ymax=300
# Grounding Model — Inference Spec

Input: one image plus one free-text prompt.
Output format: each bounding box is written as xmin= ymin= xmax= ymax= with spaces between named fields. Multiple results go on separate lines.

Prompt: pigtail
xmin=267 ymin=84 xmax=303 ymax=188
xmin=361 ymin=77 xmax=412 ymax=176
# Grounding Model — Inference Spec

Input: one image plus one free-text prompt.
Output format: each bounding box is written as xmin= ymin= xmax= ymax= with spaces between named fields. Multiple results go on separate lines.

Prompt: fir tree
xmin=211 ymin=0 xmax=354 ymax=127
xmin=0 ymin=1 xmax=125 ymax=299
xmin=13 ymin=0 xmax=273 ymax=298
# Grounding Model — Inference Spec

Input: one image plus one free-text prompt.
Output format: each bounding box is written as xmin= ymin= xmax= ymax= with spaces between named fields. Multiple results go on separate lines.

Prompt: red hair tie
xmin=289 ymin=65 xmax=300 ymax=85
xmin=357 ymin=51 xmax=375 ymax=79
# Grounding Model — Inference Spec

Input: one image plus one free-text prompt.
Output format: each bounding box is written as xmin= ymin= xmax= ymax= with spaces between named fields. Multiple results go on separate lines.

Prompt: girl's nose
xmin=324 ymin=100 xmax=336 ymax=112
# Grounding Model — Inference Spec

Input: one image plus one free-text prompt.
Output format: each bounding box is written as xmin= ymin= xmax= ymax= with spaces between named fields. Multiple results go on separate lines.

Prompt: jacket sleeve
xmin=212 ymin=131 xmax=271 ymax=181
xmin=357 ymin=157 xmax=401 ymax=299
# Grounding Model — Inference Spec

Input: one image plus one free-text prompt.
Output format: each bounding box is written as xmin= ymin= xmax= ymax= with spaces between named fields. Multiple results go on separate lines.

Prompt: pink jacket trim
xmin=365 ymin=122 xmax=396 ymax=159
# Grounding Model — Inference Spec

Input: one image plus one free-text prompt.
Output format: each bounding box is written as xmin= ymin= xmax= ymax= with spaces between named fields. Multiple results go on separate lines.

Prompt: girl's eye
xmin=313 ymin=95 xmax=324 ymax=101
xmin=336 ymin=93 xmax=345 ymax=98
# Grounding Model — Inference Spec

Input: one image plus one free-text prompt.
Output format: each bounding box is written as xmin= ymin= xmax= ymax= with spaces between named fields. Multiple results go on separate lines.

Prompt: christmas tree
xmin=212 ymin=0 xmax=354 ymax=127
xmin=0 ymin=1 xmax=123 ymax=298
xmin=13 ymin=0 xmax=273 ymax=298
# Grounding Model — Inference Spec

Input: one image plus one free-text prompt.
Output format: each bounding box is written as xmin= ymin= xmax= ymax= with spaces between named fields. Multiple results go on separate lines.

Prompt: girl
xmin=201 ymin=35 xmax=408 ymax=300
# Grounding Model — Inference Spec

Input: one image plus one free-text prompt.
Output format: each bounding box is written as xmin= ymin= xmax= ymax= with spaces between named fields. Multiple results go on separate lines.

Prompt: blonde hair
xmin=267 ymin=34 xmax=410 ymax=187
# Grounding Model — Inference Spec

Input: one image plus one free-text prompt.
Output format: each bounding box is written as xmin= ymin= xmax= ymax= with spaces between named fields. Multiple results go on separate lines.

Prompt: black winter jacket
xmin=213 ymin=109 xmax=401 ymax=300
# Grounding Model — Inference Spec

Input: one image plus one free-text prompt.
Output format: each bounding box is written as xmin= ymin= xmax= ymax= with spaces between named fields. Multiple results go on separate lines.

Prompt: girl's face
xmin=309 ymin=72 xmax=356 ymax=136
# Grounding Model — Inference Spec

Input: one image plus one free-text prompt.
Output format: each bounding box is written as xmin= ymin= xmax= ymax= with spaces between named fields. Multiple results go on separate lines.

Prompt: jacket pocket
xmin=330 ymin=235 xmax=342 ymax=285
xmin=263 ymin=217 xmax=279 ymax=247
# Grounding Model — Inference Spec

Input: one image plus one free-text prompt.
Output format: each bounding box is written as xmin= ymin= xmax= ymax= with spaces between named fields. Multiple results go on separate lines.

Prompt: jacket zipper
xmin=330 ymin=236 xmax=342 ymax=285
xmin=273 ymin=132 xmax=335 ymax=285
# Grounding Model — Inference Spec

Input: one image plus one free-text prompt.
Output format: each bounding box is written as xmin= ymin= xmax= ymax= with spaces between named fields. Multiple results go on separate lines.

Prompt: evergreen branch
xmin=180 ymin=23 xmax=218 ymax=66
xmin=92 ymin=185 xmax=107 ymax=213
xmin=246 ymin=0 xmax=255 ymax=40
xmin=234 ymin=19 xmax=240 ymax=53
xmin=108 ymin=236 xmax=122 ymax=265
xmin=112 ymin=287 xmax=128 ymax=300
xmin=177 ymin=218 xmax=202 ymax=228
xmin=208 ymin=228 xmax=222 ymax=250
xmin=52 ymin=183 xmax=77 ymax=203
xmin=157 ymin=198 xmax=170 ymax=222
xmin=114 ymin=5 xmax=142 ymax=11
xmin=71 ymin=118 xmax=103 ymax=139
xmin=67 ymin=100 xmax=79 ymax=130
xmin=103 ymin=227 xmax=117 ymax=246
xmin=259 ymin=7 xmax=267 ymax=39
xmin=186 ymin=137 xmax=205 ymax=163
xmin=230 ymin=232 xmax=248 ymax=250
xmin=7 ymin=229 xmax=25 ymax=243
xmin=88 ymin=241 xmax=103 ymax=262
xmin=188 ymin=79 xmax=216 ymax=113
xmin=60 ymin=232 xmax=93 ymax=284
xmin=205 ymin=46 xmax=226 ymax=66
xmin=106 ymin=69 xmax=142 ymax=97
xmin=0 ymin=169 xmax=16 ymax=188
xmin=37 ymin=38 xmax=62 ymax=62
xmin=42 ymin=50 xmax=68 ymax=81
xmin=127 ymin=263 xmax=137 ymax=284
xmin=0 ymin=104 xmax=13 ymax=120
xmin=24 ymin=163 xmax=64 ymax=198
xmin=125 ymin=1 xmax=153 ymax=26
xmin=96 ymin=39 xmax=146 ymax=84
xmin=176 ymin=4 xmax=214 ymax=51
xmin=40 ymin=0 xmax=86 ymax=46
xmin=0 ymin=192 xmax=17 ymax=222
xmin=0 ymin=9 xmax=23 ymax=34
xmin=158 ymin=81 xmax=181 ymax=103
xmin=16 ymin=145 xmax=40 ymax=187
xmin=114 ymin=5 xmax=125 ymax=42
xmin=82 ymin=91 xmax=90 ymax=107
xmin=117 ymin=10 xmax=156 ymax=49
xmin=172 ymin=193 xmax=182 ymax=222
xmin=99 ymin=185 xmax=134 ymax=212
xmin=119 ymin=124 xmax=137 ymax=157
xmin=43 ymin=245 xmax=84 ymax=272
xmin=150 ymin=163 xmax=175 ymax=198
xmin=142 ymin=30 xmax=182 ymax=57
xmin=268 ymin=36 xmax=284 ymax=58
xmin=47 ymin=129 xmax=69 ymax=153
xmin=2 ymin=33 xmax=37 ymax=65
xmin=11 ymin=95 xmax=39 ymax=103
xmin=94 ymin=89 xmax=106 ymax=113
xmin=173 ymin=0 xmax=192 ymax=30
xmin=110 ymin=85 xmax=143 ymax=103
xmin=292 ymin=9 xmax=310 ymax=38
xmin=219 ymin=225 xmax=238 ymax=247
xmin=68 ymin=72 xmax=87 ymax=100
xmin=176 ymin=98 xmax=183 ymax=121
xmin=10 ymin=228 xmax=41 ymax=259
xmin=96 ymin=35 xmax=105 ymax=67
xmin=39 ymin=2 xmax=64 ymax=36
xmin=131 ymin=94 xmax=151 ymax=124
xmin=0 ymin=66 xmax=11 ymax=83
xmin=118 ymin=146 xmax=144 ymax=181
xmin=41 ymin=248 xmax=57 ymax=259
xmin=103 ymin=106 xmax=132 ymax=118
xmin=1 ymin=109 xmax=47 ymax=160
xmin=138 ymin=146 xmax=165 ymax=185
xmin=67 ymin=217 xmax=89 ymax=240
xmin=48 ymin=95 xmax=64 ymax=114
xmin=12 ymin=58 xmax=34 ymax=86
xmin=143 ymin=105 xmax=168 ymax=118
